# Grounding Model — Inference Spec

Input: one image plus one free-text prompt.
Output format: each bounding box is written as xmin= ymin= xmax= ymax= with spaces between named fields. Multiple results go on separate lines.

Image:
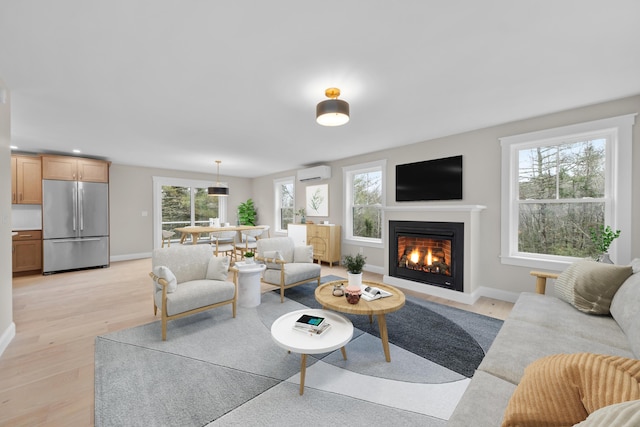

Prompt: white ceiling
xmin=1 ymin=1 xmax=639 ymax=178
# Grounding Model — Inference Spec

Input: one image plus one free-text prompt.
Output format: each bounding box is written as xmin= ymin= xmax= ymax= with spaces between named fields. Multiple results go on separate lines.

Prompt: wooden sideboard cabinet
xmin=11 ymin=155 xmax=42 ymax=204
xmin=307 ymin=224 xmax=341 ymax=267
xmin=42 ymin=155 xmax=109 ymax=182
xmin=13 ymin=230 xmax=43 ymax=274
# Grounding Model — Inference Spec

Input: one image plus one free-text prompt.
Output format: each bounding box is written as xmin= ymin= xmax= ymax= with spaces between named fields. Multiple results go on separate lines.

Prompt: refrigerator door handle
xmin=79 ymin=187 xmax=84 ymax=231
xmin=72 ymin=186 xmax=77 ymax=231
xmin=51 ymin=238 xmax=102 ymax=243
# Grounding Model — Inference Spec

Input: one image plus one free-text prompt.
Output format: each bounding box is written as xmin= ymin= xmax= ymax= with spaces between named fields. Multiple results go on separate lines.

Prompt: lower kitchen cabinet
xmin=13 ymin=230 xmax=43 ymax=274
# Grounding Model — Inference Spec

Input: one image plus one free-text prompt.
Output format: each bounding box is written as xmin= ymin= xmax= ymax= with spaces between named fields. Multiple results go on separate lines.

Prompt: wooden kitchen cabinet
xmin=13 ymin=230 xmax=43 ymax=274
xmin=11 ymin=155 xmax=42 ymax=204
xmin=42 ymin=155 xmax=109 ymax=182
xmin=307 ymin=224 xmax=341 ymax=267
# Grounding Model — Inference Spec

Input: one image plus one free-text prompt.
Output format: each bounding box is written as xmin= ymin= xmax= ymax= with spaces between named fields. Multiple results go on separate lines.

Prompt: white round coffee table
xmin=271 ymin=308 xmax=353 ymax=395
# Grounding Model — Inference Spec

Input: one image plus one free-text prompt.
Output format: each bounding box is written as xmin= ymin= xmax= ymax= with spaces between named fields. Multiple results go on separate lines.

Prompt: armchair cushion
xmin=206 ymin=256 xmax=230 ymax=281
xmin=154 ymin=279 xmax=236 ymax=316
xmin=152 ymin=266 xmax=177 ymax=293
xmin=263 ymin=262 xmax=321 ymax=286
xmin=294 ymin=245 xmax=314 ymax=263
xmin=257 ymin=237 xmax=294 ymax=262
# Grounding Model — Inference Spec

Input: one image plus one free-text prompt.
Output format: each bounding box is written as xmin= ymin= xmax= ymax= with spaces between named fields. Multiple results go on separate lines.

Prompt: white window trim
xmin=152 ymin=176 xmax=228 ymax=249
xmin=274 ymin=176 xmax=295 ymax=234
xmin=343 ymin=159 xmax=386 ymax=248
xmin=500 ymin=114 xmax=635 ymax=271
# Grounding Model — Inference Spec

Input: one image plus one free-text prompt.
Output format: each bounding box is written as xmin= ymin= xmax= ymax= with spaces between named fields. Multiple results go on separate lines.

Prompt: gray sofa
xmin=448 ymin=261 xmax=640 ymax=426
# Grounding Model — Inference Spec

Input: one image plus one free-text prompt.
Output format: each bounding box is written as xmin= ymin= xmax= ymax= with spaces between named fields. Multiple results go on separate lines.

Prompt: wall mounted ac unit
xmin=297 ymin=165 xmax=331 ymax=182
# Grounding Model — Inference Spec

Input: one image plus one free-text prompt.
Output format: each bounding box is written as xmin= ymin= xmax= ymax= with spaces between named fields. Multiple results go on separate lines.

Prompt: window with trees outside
xmin=152 ymin=177 xmax=227 ymax=248
xmin=500 ymin=114 xmax=634 ymax=270
xmin=343 ymin=160 xmax=386 ymax=246
xmin=274 ymin=176 xmax=294 ymax=233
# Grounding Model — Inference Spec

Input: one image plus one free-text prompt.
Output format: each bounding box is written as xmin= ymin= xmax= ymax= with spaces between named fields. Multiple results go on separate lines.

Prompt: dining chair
xmin=235 ymin=228 xmax=265 ymax=260
xmin=211 ymin=230 xmax=237 ymax=260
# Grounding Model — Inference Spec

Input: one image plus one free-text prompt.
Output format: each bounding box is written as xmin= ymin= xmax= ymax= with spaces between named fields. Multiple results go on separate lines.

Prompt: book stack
xmin=293 ymin=314 xmax=331 ymax=335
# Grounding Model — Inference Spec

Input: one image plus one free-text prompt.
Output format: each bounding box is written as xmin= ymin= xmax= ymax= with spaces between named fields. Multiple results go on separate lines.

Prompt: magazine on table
xmin=293 ymin=314 xmax=331 ymax=334
xmin=360 ymin=285 xmax=392 ymax=301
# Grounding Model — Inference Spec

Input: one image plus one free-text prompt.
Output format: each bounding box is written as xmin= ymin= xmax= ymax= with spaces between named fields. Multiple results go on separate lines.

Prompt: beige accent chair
xmin=149 ymin=245 xmax=238 ymax=340
xmin=256 ymin=237 xmax=322 ymax=302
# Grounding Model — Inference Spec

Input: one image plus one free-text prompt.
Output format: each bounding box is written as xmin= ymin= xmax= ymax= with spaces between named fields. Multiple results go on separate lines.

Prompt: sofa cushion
xmin=554 ymin=260 xmax=632 ymax=315
xmin=152 ymin=265 xmax=178 ymax=293
xmin=501 ymin=353 xmax=640 ymax=427
xmin=610 ymin=270 xmax=640 ymax=358
xmin=205 ymin=256 xmax=230 ymax=281
xmin=574 ymin=400 xmax=640 ymax=427
xmin=293 ymin=245 xmax=313 ymax=263
xmin=479 ymin=317 xmax=634 ymax=385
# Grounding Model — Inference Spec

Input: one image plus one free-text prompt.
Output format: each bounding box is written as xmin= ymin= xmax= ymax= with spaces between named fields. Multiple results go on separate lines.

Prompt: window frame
xmin=274 ymin=176 xmax=295 ymax=234
xmin=343 ymin=159 xmax=386 ymax=248
xmin=152 ymin=176 xmax=228 ymax=248
xmin=500 ymin=114 xmax=635 ymax=270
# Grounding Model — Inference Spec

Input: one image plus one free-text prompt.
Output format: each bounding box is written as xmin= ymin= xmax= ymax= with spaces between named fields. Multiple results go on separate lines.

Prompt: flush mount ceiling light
xmin=316 ymin=87 xmax=350 ymax=126
xmin=208 ymin=160 xmax=229 ymax=196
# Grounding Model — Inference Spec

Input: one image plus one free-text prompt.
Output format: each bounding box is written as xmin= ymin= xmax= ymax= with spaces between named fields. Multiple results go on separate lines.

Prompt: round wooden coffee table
xmin=315 ymin=280 xmax=405 ymax=362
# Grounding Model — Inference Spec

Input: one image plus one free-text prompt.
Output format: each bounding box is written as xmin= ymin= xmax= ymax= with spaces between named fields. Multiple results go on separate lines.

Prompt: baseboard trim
xmin=0 ymin=322 xmax=16 ymax=359
xmin=110 ymin=252 xmax=152 ymax=262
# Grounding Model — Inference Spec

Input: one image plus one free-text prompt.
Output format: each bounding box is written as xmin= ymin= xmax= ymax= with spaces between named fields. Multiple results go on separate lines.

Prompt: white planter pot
xmin=347 ymin=272 xmax=362 ymax=289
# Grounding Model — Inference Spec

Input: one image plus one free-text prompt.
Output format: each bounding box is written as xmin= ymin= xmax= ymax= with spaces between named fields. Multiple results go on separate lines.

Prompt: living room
xmin=1 ymin=2 xmax=640 ymax=425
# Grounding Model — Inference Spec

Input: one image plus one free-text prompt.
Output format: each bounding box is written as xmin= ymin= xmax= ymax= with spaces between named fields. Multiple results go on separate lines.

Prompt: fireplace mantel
xmin=384 ymin=204 xmax=486 ymax=213
xmin=383 ymin=204 xmax=486 ymax=305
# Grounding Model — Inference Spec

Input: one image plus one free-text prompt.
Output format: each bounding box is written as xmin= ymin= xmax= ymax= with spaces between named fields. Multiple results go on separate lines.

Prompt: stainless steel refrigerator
xmin=42 ymin=180 xmax=109 ymax=273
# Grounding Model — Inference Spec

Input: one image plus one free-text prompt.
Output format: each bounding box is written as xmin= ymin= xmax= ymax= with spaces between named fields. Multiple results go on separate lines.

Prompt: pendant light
xmin=208 ymin=160 xmax=229 ymax=196
xmin=316 ymin=87 xmax=350 ymax=126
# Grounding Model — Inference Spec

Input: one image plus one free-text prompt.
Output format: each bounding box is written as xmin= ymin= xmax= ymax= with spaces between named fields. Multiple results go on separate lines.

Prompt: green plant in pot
xmin=343 ymin=253 xmax=366 ymax=303
xmin=295 ymin=207 xmax=306 ymax=224
xmin=244 ymin=252 xmax=255 ymax=263
xmin=589 ymin=225 xmax=621 ymax=264
xmin=238 ymin=199 xmax=257 ymax=226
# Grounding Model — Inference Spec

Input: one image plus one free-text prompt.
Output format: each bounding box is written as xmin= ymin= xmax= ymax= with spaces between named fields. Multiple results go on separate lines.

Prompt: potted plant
xmin=589 ymin=224 xmax=621 ymax=264
xmin=238 ymin=199 xmax=257 ymax=226
xmin=343 ymin=253 xmax=366 ymax=303
xmin=244 ymin=252 xmax=255 ymax=264
xmin=295 ymin=207 xmax=306 ymax=224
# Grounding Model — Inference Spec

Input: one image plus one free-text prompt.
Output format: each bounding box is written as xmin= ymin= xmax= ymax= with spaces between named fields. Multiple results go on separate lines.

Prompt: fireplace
xmin=389 ymin=220 xmax=464 ymax=292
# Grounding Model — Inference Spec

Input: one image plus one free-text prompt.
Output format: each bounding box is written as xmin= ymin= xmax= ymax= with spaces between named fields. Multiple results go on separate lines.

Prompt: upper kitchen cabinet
xmin=11 ymin=155 xmax=42 ymax=204
xmin=42 ymin=155 xmax=109 ymax=182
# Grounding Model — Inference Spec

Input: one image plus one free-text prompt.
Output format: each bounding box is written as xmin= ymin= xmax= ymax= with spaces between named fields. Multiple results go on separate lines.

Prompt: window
xmin=343 ymin=160 xmax=386 ymax=246
xmin=152 ymin=177 xmax=227 ymax=248
xmin=274 ymin=176 xmax=294 ymax=233
xmin=500 ymin=114 xmax=634 ymax=270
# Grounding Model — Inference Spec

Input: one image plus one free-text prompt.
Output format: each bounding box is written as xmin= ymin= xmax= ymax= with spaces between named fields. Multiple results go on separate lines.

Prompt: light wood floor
xmin=1 ymin=258 xmax=513 ymax=426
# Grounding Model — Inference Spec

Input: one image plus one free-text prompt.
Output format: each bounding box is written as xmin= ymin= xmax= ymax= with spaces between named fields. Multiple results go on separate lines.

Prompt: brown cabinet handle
xmin=20 ymin=235 xmax=33 ymax=238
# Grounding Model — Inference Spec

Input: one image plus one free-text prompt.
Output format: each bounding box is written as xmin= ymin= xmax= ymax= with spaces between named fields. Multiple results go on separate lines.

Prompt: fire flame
xmin=426 ymin=249 xmax=432 ymax=266
xmin=410 ymin=249 xmax=420 ymax=264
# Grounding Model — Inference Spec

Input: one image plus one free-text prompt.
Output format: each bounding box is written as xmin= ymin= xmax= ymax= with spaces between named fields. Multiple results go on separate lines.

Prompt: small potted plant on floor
xmin=343 ymin=253 xmax=366 ymax=304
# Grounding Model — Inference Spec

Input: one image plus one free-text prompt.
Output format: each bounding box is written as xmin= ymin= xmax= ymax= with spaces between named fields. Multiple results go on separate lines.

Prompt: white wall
xmin=108 ymin=164 xmax=254 ymax=259
xmin=253 ymin=94 xmax=640 ymax=299
xmin=0 ymin=79 xmax=15 ymax=357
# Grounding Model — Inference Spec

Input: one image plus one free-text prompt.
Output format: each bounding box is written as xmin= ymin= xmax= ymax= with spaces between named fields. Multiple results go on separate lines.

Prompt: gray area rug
xmin=95 ymin=276 xmax=503 ymax=426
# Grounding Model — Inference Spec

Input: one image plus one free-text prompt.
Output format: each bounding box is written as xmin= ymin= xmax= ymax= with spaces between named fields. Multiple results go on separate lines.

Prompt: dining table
xmin=173 ymin=225 xmax=266 ymax=245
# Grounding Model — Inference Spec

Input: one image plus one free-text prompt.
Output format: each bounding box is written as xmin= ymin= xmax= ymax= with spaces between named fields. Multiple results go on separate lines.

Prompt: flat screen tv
xmin=396 ymin=155 xmax=463 ymax=201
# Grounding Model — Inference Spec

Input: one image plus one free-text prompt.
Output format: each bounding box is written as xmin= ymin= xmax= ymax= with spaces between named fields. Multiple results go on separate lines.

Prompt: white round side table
xmin=235 ymin=262 xmax=266 ymax=307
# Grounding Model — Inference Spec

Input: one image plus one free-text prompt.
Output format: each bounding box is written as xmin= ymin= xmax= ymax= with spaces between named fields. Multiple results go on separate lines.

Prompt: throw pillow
xmin=205 ymin=256 xmax=230 ymax=281
xmin=554 ymin=260 xmax=632 ymax=315
xmin=152 ymin=266 xmax=178 ymax=293
xmin=574 ymin=400 xmax=640 ymax=427
xmin=293 ymin=245 xmax=313 ymax=263
xmin=501 ymin=353 xmax=640 ymax=427
xmin=262 ymin=250 xmax=283 ymax=269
